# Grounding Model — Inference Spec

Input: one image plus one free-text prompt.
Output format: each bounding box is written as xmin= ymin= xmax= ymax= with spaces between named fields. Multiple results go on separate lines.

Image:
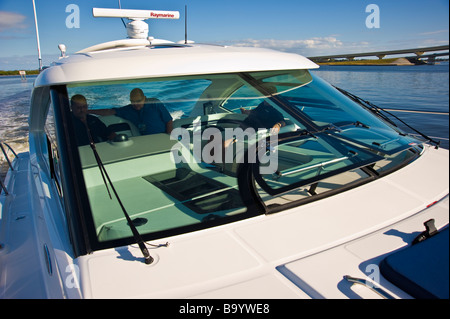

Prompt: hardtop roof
xmin=34 ymin=43 xmax=318 ymax=87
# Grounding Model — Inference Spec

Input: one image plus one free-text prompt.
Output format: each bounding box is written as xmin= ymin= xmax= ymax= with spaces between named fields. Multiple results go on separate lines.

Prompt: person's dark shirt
xmin=242 ymin=101 xmax=284 ymax=130
xmin=114 ymin=98 xmax=172 ymax=135
xmin=72 ymin=114 xmax=112 ymax=146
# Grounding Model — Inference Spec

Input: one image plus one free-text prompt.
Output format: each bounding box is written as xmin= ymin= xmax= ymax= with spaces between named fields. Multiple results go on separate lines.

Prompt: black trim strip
xmin=50 ymin=86 xmax=93 ymax=256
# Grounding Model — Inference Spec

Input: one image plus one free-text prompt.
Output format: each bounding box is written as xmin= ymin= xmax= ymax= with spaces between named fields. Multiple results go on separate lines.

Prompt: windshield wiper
xmin=277 ymin=127 xmax=317 ymax=143
xmin=85 ymin=128 xmax=154 ymax=265
xmin=352 ymin=121 xmax=370 ymax=129
xmin=322 ymin=121 xmax=370 ymax=133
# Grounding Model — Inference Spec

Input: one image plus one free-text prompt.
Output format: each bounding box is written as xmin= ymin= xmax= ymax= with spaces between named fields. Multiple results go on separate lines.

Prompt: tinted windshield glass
xmin=255 ymin=133 xmax=383 ymax=196
xmin=281 ymin=75 xmax=419 ymax=154
xmin=65 ymin=70 xmax=420 ymax=247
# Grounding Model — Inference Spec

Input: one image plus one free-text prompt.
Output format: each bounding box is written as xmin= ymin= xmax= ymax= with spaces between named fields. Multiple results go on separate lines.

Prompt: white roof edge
xmin=35 ymin=44 xmax=319 ymax=87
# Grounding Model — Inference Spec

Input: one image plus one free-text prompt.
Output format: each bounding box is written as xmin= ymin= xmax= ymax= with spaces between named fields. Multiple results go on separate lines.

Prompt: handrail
xmin=0 ymin=141 xmax=19 ymax=195
xmin=276 ymin=155 xmax=349 ymax=178
xmin=409 ymin=133 xmax=449 ymax=142
xmin=1 ymin=141 xmax=19 ymax=171
xmin=382 ymin=108 xmax=449 ymax=116
xmin=0 ymin=177 xmax=8 ymax=195
xmin=344 ymin=275 xmax=396 ymax=299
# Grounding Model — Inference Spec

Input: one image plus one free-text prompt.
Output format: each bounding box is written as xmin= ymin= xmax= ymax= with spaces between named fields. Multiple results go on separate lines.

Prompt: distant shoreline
xmin=317 ymin=58 xmax=420 ymax=66
xmin=0 ymin=70 xmax=40 ymax=76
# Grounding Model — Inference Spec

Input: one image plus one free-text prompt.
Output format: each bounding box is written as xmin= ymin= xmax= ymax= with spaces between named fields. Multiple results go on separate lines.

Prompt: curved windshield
xmin=63 ymin=70 xmax=421 ymax=249
xmin=275 ymin=74 xmax=420 ymax=154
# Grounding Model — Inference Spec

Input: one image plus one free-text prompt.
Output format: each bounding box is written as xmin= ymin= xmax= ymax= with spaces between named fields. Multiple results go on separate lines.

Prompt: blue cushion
xmin=380 ymin=228 xmax=449 ymax=299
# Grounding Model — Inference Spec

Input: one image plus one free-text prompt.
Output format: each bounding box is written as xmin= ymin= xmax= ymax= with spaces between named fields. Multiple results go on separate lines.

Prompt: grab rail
xmin=0 ymin=141 xmax=19 ymax=195
xmin=276 ymin=155 xmax=350 ymax=179
xmin=0 ymin=177 xmax=7 ymax=195
xmin=1 ymin=141 xmax=19 ymax=171
xmin=344 ymin=275 xmax=395 ymax=299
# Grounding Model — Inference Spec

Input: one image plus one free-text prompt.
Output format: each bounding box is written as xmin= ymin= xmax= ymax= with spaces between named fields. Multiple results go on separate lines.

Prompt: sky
xmin=0 ymin=0 xmax=448 ymax=70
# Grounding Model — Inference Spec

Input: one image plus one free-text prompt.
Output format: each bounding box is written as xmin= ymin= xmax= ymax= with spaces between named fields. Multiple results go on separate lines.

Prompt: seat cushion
xmin=380 ymin=227 xmax=449 ymax=299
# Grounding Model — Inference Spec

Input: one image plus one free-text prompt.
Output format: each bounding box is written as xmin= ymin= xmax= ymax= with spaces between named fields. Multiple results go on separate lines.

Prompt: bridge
xmin=308 ymin=44 xmax=449 ymax=64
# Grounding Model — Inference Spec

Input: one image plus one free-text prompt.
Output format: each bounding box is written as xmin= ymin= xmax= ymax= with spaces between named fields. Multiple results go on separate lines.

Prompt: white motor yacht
xmin=0 ymin=7 xmax=448 ymax=299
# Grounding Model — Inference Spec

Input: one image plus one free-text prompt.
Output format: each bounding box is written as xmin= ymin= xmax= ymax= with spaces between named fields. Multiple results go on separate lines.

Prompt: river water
xmin=1 ymin=63 xmax=448 ymax=176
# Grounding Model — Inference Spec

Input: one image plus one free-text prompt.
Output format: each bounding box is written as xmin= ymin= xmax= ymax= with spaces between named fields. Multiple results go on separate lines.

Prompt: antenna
xmin=32 ymin=0 xmax=43 ymax=71
xmin=184 ymin=5 xmax=187 ymax=44
xmin=92 ymin=8 xmax=180 ymax=39
xmin=118 ymin=0 xmax=126 ymax=28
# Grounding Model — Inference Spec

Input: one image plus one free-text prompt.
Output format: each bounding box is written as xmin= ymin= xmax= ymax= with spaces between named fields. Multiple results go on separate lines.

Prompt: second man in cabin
xmin=88 ymin=88 xmax=173 ymax=135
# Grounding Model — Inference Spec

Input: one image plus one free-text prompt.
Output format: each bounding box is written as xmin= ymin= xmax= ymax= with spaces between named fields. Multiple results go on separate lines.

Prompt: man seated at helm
xmin=71 ymin=94 xmax=116 ymax=146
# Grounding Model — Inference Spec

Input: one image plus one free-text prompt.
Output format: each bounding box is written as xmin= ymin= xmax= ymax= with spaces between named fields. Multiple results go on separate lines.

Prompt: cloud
xmin=229 ymin=37 xmax=343 ymax=51
xmin=218 ymin=37 xmax=373 ymax=56
xmin=0 ymin=11 xmax=27 ymax=33
xmin=418 ymin=29 xmax=449 ymax=36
